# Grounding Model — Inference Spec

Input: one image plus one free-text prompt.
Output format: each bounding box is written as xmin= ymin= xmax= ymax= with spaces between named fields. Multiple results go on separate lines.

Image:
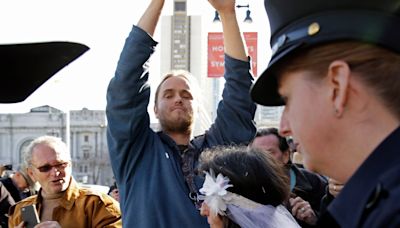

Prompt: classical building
xmin=0 ymin=106 xmax=113 ymax=186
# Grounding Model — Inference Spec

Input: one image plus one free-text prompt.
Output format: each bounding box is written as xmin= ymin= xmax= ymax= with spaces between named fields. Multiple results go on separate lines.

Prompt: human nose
xmin=174 ymin=95 xmax=183 ymax=104
xmin=200 ymin=203 xmax=209 ymax=217
xmin=50 ymin=166 xmax=62 ymax=176
xmin=279 ymin=107 xmax=291 ymax=137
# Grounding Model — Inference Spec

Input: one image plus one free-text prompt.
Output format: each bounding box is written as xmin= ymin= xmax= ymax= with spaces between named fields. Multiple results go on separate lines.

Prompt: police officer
xmin=251 ymin=0 xmax=400 ymax=227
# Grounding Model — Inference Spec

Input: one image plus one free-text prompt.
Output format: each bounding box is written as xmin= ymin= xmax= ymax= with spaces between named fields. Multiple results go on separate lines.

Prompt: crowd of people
xmin=251 ymin=128 xmax=327 ymax=227
xmin=1 ymin=0 xmax=399 ymax=227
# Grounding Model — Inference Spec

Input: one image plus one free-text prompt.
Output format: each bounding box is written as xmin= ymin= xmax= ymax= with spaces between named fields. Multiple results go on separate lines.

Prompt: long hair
xmin=199 ymin=146 xmax=290 ymax=227
xmin=199 ymin=146 xmax=290 ymax=206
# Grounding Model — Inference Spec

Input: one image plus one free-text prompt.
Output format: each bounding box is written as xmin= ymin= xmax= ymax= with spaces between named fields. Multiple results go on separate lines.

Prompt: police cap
xmin=251 ymin=0 xmax=400 ymax=106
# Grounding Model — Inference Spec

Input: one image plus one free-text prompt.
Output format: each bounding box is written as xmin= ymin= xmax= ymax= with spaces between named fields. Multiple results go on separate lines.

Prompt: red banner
xmin=207 ymin=32 xmax=258 ymax=78
xmin=244 ymin=32 xmax=257 ymax=77
xmin=207 ymin=32 xmax=225 ymax=78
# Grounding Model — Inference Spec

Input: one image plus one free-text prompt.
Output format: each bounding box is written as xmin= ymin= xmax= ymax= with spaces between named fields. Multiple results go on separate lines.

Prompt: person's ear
xmin=27 ymin=167 xmax=36 ymax=182
xmin=200 ymin=203 xmax=210 ymax=217
xmin=327 ymin=60 xmax=351 ymax=117
xmin=154 ymin=104 xmax=159 ymax=119
xmin=282 ymin=150 xmax=290 ymax=164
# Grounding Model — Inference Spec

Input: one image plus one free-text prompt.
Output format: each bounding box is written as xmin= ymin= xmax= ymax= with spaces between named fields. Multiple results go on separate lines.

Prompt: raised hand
xmin=207 ymin=0 xmax=247 ymax=61
xmin=208 ymin=0 xmax=235 ymax=14
xmin=137 ymin=0 xmax=166 ymax=36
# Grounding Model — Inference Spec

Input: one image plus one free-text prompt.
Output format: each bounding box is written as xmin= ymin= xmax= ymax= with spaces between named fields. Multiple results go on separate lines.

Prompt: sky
xmin=0 ymin=0 xmax=270 ymax=114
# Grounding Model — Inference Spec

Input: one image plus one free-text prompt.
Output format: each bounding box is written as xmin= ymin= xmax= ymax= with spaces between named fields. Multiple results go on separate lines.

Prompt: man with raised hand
xmin=106 ymin=0 xmax=256 ymax=227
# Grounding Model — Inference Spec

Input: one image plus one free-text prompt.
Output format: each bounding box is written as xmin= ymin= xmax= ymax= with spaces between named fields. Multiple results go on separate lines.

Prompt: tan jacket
xmin=8 ymin=178 xmax=122 ymax=228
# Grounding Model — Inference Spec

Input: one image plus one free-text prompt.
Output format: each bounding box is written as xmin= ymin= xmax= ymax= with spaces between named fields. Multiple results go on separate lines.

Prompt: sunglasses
xmin=32 ymin=162 xmax=69 ymax=173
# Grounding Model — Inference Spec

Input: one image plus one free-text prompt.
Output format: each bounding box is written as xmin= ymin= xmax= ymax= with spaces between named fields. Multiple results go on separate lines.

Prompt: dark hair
xmin=108 ymin=183 xmax=118 ymax=195
xmin=199 ymin=146 xmax=290 ymax=207
xmin=3 ymin=164 xmax=12 ymax=170
xmin=255 ymin=127 xmax=289 ymax=153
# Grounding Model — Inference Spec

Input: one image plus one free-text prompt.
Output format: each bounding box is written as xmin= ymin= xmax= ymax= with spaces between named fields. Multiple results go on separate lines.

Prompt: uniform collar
xmin=328 ymin=126 xmax=400 ymax=227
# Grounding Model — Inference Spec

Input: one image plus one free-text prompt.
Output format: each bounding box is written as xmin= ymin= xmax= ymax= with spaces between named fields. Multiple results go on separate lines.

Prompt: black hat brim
xmin=251 ymin=43 xmax=302 ymax=106
xmin=251 ymin=9 xmax=400 ymax=107
xmin=0 ymin=42 xmax=89 ymax=103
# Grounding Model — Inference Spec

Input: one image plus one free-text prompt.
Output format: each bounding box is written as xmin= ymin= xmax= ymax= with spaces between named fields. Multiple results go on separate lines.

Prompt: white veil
xmin=200 ymin=171 xmax=300 ymax=228
xmin=226 ymin=195 xmax=299 ymax=228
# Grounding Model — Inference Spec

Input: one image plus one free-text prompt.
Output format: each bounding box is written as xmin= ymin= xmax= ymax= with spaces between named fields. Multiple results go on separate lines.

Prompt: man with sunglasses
xmin=8 ymin=135 xmax=122 ymax=227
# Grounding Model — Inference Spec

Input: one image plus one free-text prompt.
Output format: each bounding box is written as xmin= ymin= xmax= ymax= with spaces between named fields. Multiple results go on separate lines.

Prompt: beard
xmin=159 ymin=114 xmax=193 ymax=134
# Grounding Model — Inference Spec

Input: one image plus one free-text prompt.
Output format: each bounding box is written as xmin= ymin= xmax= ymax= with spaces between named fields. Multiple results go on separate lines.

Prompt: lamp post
xmin=213 ymin=11 xmax=220 ymax=23
xmin=212 ymin=4 xmax=253 ymax=23
xmin=209 ymin=2 xmax=255 ymax=120
xmin=236 ymin=4 xmax=253 ymax=23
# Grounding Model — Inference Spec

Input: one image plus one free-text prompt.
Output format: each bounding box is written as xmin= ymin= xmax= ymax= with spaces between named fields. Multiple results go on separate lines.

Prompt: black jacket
xmin=0 ymin=177 xmax=30 ymax=203
xmin=319 ymin=127 xmax=400 ymax=228
xmin=0 ymin=182 xmax=15 ymax=228
xmin=289 ymin=163 xmax=328 ymax=227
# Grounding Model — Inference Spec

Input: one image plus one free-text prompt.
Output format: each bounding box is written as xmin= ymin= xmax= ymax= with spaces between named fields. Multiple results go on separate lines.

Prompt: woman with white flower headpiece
xmin=198 ymin=146 xmax=300 ymax=228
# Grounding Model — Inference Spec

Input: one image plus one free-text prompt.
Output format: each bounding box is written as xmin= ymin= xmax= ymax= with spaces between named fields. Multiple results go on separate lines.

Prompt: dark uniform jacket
xmin=319 ymin=127 xmax=400 ymax=228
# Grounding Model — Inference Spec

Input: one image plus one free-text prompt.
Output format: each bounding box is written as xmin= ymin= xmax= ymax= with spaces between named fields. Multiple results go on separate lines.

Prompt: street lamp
xmin=236 ymin=4 xmax=253 ymax=23
xmin=212 ymin=4 xmax=253 ymax=23
xmin=213 ymin=11 xmax=220 ymax=23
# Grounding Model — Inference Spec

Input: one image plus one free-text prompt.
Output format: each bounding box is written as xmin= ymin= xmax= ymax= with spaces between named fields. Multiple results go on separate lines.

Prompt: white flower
xmin=199 ymin=170 xmax=233 ymax=216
